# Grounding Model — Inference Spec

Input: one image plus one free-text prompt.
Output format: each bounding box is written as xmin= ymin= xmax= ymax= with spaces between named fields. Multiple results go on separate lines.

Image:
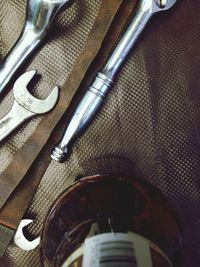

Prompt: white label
xmin=82 ymin=232 xmax=153 ymax=267
xmin=62 ymin=232 xmax=172 ymax=267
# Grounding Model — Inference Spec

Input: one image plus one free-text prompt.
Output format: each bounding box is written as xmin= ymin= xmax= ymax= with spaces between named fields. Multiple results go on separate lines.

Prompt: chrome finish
xmin=14 ymin=219 xmax=40 ymax=251
xmin=0 ymin=0 xmax=73 ymax=95
xmin=101 ymin=0 xmax=176 ymax=81
xmin=0 ymin=70 xmax=59 ymax=142
xmin=51 ymin=0 xmax=177 ymax=162
xmin=51 ymin=73 xmax=112 ymax=162
xmin=156 ymin=0 xmax=168 ymax=8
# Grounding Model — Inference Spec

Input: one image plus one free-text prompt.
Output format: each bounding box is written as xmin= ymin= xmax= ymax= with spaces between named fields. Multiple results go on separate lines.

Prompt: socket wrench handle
xmin=51 ymin=0 xmax=177 ymax=162
xmin=101 ymin=0 xmax=152 ymax=81
xmin=51 ymin=73 xmax=113 ymax=162
xmin=0 ymin=0 xmax=72 ymax=96
xmin=101 ymin=0 xmax=177 ymax=81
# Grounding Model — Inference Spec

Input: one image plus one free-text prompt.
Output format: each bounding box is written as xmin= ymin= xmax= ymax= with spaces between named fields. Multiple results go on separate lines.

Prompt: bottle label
xmin=62 ymin=232 xmax=172 ymax=267
xmin=83 ymin=232 xmax=152 ymax=267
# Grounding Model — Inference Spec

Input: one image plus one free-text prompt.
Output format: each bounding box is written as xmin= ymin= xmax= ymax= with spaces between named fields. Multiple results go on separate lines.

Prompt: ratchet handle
xmin=102 ymin=0 xmax=153 ymax=81
xmin=51 ymin=0 xmax=178 ymax=163
xmin=51 ymin=73 xmax=113 ymax=162
xmin=101 ymin=0 xmax=177 ymax=80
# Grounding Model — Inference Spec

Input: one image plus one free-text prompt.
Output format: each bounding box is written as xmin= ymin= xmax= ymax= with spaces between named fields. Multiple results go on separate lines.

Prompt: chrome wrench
xmin=0 ymin=70 xmax=59 ymax=142
xmin=13 ymin=219 xmax=40 ymax=251
xmin=51 ymin=0 xmax=177 ymax=162
xmin=0 ymin=219 xmax=40 ymax=256
xmin=0 ymin=0 xmax=73 ymax=96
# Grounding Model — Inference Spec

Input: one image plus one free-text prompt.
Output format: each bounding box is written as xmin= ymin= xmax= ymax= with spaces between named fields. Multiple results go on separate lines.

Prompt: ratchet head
xmin=152 ymin=0 xmax=177 ymax=12
xmin=13 ymin=70 xmax=59 ymax=114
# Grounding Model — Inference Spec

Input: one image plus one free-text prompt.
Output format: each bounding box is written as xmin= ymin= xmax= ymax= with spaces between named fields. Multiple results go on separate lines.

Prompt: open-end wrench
xmin=0 ymin=70 xmax=59 ymax=142
xmin=51 ymin=0 xmax=178 ymax=162
xmin=0 ymin=219 xmax=40 ymax=256
xmin=13 ymin=219 xmax=40 ymax=251
xmin=0 ymin=0 xmax=73 ymax=96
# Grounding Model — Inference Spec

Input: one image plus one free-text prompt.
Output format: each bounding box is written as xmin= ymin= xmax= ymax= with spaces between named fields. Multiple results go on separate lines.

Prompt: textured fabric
xmin=0 ymin=0 xmax=200 ymax=266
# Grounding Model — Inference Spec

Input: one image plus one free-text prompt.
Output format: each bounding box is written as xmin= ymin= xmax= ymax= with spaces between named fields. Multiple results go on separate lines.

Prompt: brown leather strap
xmin=0 ymin=0 xmax=133 ymax=230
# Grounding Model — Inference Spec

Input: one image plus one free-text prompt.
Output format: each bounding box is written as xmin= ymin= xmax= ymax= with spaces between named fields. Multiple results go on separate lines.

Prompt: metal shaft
xmin=51 ymin=73 xmax=112 ymax=162
xmin=0 ymin=0 xmax=72 ymax=96
xmin=101 ymin=1 xmax=152 ymax=81
xmin=51 ymin=0 xmax=177 ymax=162
xmin=0 ymin=101 xmax=33 ymax=142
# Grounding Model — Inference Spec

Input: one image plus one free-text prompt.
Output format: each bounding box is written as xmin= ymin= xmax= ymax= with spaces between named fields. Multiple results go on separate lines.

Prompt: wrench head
xmin=14 ymin=219 xmax=40 ymax=251
xmin=45 ymin=0 xmax=72 ymax=3
xmin=13 ymin=70 xmax=59 ymax=114
xmin=42 ymin=0 xmax=75 ymax=13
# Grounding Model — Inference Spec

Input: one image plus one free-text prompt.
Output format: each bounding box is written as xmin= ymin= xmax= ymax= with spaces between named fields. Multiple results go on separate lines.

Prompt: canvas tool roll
xmin=0 ymin=0 xmax=200 ymax=267
xmin=0 ymin=0 xmax=130 ymax=259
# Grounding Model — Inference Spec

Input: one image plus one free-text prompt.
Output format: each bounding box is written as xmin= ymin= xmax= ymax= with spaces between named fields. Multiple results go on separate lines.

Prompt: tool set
xmin=0 ymin=0 xmax=178 ymax=255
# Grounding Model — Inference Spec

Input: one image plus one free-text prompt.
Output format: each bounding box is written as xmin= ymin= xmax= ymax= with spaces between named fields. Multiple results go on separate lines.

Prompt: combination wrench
xmin=51 ymin=0 xmax=178 ymax=162
xmin=0 ymin=0 xmax=73 ymax=96
xmin=13 ymin=219 xmax=40 ymax=251
xmin=0 ymin=70 xmax=59 ymax=142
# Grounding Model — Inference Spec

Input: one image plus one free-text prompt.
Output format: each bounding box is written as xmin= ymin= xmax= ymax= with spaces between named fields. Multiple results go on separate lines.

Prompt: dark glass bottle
xmin=41 ymin=174 xmax=182 ymax=267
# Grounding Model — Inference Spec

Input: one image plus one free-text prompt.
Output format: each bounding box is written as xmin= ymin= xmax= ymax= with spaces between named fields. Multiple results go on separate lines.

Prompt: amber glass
xmin=41 ymin=174 xmax=182 ymax=267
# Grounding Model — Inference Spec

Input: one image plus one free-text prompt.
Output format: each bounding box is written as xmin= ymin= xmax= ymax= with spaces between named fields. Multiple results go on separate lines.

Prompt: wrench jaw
xmin=14 ymin=70 xmax=59 ymax=114
xmin=0 ymin=70 xmax=59 ymax=143
xmin=13 ymin=70 xmax=37 ymax=97
xmin=14 ymin=219 xmax=40 ymax=251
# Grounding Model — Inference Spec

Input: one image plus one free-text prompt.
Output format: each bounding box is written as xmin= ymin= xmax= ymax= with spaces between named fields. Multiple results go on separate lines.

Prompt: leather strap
xmin=0 ymin=0 xmax=125 ymax=212
xmin=0 ymin=0 xmax=136 ymax=235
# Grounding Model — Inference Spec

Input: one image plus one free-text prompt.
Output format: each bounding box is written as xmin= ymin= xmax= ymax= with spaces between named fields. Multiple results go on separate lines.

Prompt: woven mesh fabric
xmin=0 ymin=0 xmax=200 ymax=266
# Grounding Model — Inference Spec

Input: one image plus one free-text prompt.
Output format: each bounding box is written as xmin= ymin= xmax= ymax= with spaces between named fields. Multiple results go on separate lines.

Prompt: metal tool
xmin=13 ymin=219 xmax=40 ymax=251
xmin=51 ymin=0 xmax=177 ymax=162
xmin=0 ymin=220 xmax=39 ymax=256
xmin=0 ymin=0 xmax=73 ymax=96
xmin=0 ymin=70 xmax=59 ymax=142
